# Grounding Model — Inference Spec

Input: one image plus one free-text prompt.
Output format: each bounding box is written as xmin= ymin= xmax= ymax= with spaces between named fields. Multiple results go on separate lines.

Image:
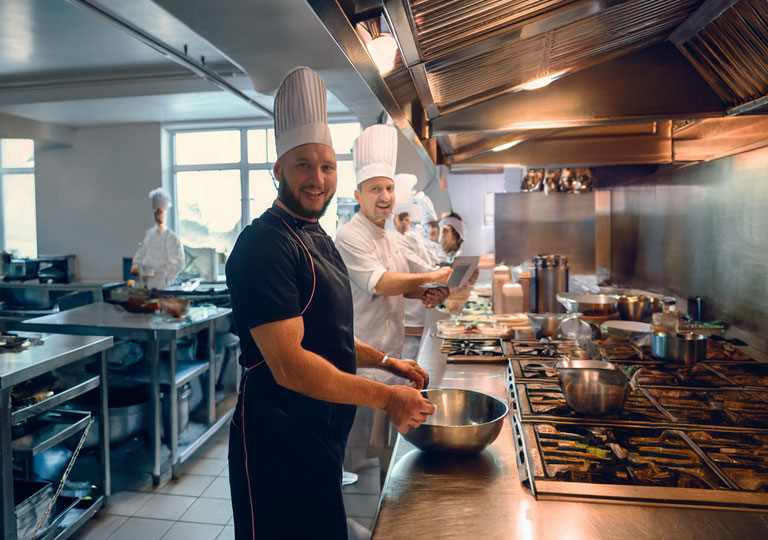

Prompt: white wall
xmin=35 ymin=123 xmax=163 ymax=281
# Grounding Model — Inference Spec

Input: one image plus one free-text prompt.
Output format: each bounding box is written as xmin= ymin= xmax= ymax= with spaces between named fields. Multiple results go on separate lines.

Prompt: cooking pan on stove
xmin=555 ymin=359 xmax=631 ymax=415
xmin=651 ymin=332 xmax=707 ymax=366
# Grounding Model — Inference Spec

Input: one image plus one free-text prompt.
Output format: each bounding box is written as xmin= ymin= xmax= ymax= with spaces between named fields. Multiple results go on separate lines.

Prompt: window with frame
xmin=170 ymin=122 xmax=361 ymax=255
xmin=0 ymin=139 xmax=37 ymax=258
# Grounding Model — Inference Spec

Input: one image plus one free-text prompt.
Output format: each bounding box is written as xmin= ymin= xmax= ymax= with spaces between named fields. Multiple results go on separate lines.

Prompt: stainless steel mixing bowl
xmin=617 ymin=295 xmax=661 ymax=321
xmin=527 ymin=312 xmax=581 ymax=338
xmin=555 ymin=359 xmax=631 ymax=415
xmin=402 ymin=389 xmax=509 ymax=454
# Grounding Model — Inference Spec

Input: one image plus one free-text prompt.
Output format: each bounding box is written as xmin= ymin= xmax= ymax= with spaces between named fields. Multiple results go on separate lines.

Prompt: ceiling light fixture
xmin=367 ymin=34 xmax=398 ymax=75
xmin=492 ymin=139 xmax=523 ymax=152
xmin=358 ymin=16 xmax=399 ymax=76
xmin=520 ymin=70 xmax=568 ymax=91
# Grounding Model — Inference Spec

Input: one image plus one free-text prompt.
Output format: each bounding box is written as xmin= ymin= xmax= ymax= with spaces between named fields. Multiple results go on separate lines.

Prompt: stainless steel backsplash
xmin=494 ymin=192 xmax=596 ymax=274
xmin=610 ymin=146 xmax=768 ymax=338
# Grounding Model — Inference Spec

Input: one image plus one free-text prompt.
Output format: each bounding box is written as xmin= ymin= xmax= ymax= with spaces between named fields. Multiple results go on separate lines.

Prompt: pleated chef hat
xmin=274 ymin=67 xmax=333 ymax=160
xmin=353 ymin=124 xmax=398 ymax=185
xmin=394 ymin=173 xmax=417 ymax=204
xmin=149 ymin=187 xmax=172 ymax=210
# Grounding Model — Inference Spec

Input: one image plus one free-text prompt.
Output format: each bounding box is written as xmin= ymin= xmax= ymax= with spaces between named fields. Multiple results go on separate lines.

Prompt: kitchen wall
xmin=442 ymin=168 xmax=523 ymax=257
xmin=35 ymin=123 xmax=164 ymax=281
xmin=610 ymin=145 xmax=768 ymax=342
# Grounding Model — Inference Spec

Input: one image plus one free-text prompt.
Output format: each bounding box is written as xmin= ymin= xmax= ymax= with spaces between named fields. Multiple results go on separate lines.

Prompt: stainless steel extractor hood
xmin=307 ymin=0 xmax=768 ymax=169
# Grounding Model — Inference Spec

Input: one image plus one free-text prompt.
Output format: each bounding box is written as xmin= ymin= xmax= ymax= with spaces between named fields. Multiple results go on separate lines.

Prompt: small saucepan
xmin=651 ymin=332 xmax=708 ymax=365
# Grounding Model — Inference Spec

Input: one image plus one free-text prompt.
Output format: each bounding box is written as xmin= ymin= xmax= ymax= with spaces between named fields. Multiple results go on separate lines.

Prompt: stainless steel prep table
xmin=372 ymin=311 xmax=768 ymax=539
xmin=13 ymin=302 xmax=234 ymax=484
xmin=1 ymin=332 xmax=113 ymax=540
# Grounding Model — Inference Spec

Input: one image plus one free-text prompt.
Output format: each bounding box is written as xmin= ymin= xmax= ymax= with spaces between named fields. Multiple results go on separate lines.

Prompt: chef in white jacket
xmin=335 ymin=125 xmax=450 ymax=360
xmin=392 ymin=175 xmax=438 ymax=267
xmin=130 ymin=187 xmax=185 ymax=289
xmin=335 ymin=125 xmax=450 ymax=472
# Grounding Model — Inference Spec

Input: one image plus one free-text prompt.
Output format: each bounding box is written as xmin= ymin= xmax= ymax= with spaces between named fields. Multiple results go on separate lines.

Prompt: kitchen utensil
xmin=617 ymin=295 xmax=660 ymax=321
xmin=556 ymin=292 xmax=618 ymax=315
xmin=555 ymin=359 xmax=631 ymax=415
xmin=401 ymin=389 xmax=508 ymax=454
xmin=709 ymin=335 xmax=748 ymax=347
xmin=651 ymin=332 xmax=708 ymax=365
xmin=527 ymin=312 xmax=581 ymax=339
xmin=601 ymin=320 xmax=652 ymax=340
xmin=63 ymin=385 xmax=150 ymax=449
xmin=162 ymin=383 xmax=192 ymax=438
xmin=534 ymin=254 xmax=569 ymax=313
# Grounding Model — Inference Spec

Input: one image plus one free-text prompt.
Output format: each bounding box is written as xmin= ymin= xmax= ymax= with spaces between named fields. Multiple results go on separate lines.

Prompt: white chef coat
xmin=336 ymin=212 xmax=431 ymax=358
xmin=132 ymin=226 xmax=185 ymax=289
xmin=405 ymin=230 xmax=439 ymax=267
xmin=393 ymin=231 xmax=439 ymax=328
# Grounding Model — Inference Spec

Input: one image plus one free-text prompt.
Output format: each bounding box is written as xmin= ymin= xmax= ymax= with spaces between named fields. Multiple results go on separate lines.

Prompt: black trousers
xmin=228 ymin=372 xmax=349 ymax=540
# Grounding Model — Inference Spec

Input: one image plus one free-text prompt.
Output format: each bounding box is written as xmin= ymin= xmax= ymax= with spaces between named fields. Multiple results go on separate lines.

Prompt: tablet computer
xmin=421 ymin=255 xmax=479 ymax=289
xmin=446 ymin=255 xmax=479 ymax=288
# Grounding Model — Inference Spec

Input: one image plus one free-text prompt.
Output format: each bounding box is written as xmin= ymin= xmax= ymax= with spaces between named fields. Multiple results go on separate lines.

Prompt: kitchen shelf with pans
xmin=11 ymin=373 xmax=100 ymax=425
xmin=11 ymin=409 xmax=92 ymax=457
xmin=128 ymin=360 xmax=209 ymax=388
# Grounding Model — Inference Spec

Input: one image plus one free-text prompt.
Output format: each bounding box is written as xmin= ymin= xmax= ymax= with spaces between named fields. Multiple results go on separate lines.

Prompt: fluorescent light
xmin=520 ymin=70 xmax=568 ymax=91
xmin=492 ymin=140 xmax=522 ymax=152
xmin=367 ymin=34 xmax=398 ymax=75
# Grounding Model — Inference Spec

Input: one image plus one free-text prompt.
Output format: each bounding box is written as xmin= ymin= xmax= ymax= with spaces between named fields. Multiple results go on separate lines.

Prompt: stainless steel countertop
xmin=372 ymin=312 xmax=768 ymax=539
xmin=0 ymin=280 xmax=123 ymax=291
xmin=13 ymin=302 xmax=231 ymax=339
xmin=0 ymin=332 xmax=113 ymax=388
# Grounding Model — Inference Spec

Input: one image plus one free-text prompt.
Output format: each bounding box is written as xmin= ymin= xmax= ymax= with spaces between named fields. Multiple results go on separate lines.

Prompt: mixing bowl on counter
xmin=402 ymin=389 xmax=509 ymax=454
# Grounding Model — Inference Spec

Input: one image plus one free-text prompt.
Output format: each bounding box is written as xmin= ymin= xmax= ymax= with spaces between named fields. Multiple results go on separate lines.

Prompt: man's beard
xmin=278 ymin=170 xmax=334 ymax=220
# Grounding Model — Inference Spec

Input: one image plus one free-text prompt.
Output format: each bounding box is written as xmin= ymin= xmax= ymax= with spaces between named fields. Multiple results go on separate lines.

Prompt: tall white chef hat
xmin=273 ymin=67 xmax=333 ymax=160
xmin=394 ymin=173 xmax=417 ymax=204
xmin=414 ymin=191 xmax=438 ymax=224
xmin=149 ymin=187 xmax=172 ymax=210
xmin=353 ymin=124 xmax=398 ymax=185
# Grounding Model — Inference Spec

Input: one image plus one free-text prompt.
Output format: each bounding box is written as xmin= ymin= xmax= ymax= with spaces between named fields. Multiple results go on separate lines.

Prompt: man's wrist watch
xmin=380 ymin=354 xmax=390 ymax=366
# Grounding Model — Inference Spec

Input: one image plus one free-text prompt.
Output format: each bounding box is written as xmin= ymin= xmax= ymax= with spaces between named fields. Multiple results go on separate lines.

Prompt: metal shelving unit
xmin=1 ymin=333 xmax=113 ymax=540
xmin=11 ymin=373 xmax=99 ymax=425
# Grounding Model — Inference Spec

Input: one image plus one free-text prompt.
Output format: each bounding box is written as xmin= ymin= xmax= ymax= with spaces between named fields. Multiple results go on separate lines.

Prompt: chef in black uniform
xmin=226 ymin=67 xmax=435 ymax=540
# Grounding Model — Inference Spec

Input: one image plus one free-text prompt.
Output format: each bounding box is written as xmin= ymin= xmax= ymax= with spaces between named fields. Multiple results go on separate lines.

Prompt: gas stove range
xmin=442 ymin=338 xmax=508 ymax=362
xmin=505 ymin=337 xmax=768 ymax=509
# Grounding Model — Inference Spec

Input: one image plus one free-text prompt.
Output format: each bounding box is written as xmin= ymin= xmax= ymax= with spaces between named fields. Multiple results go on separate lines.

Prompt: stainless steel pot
xmin=555 ymin=359 xmax=631 ymax=415
xmin=402 ymin=389 xmax=508 ymax=454
xmin=651 ymin=332 xmax=708 ymax=365
xmin=64 ymin=386 xmax=150 ymax=449
xmin=534 ymin=254 xmax=569 ymax=313
xmin=162 ymin=383 xmax=192 ymax=438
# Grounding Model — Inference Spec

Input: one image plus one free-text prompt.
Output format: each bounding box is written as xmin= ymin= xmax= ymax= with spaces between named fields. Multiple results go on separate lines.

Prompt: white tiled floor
xmin=73 ymin=430 xmax=380 ymax=539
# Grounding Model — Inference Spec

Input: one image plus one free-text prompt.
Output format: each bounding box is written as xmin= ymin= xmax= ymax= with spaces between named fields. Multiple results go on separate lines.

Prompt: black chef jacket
xmin=225 ymin=203 xmax=357 ymax=539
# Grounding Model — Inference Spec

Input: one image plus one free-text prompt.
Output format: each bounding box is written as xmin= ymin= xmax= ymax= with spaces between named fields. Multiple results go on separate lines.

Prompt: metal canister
xmin=534 ymin=254 xmax=569 ymax=313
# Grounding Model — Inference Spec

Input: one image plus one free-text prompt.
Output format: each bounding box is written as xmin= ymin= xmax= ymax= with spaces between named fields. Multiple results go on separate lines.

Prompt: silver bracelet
xmin=380 ymin=354 xmax=390 ymax=366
